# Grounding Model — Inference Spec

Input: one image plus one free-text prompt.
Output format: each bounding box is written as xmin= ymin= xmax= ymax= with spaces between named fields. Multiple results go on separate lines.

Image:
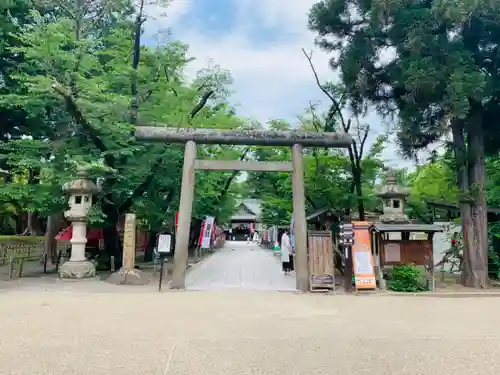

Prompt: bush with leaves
xmin=389 ymin=265 xmax=426 ymax=293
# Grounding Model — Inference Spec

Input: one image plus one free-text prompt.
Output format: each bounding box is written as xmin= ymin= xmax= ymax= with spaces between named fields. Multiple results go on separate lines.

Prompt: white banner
xmin=201 ymin=216 xmax=215 ymax=248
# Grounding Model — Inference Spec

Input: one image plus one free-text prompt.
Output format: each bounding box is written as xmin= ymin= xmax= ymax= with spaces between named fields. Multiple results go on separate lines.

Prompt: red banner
xmin=250 ymin=222 xmax=255 ymax=233
xmin=175 ymin=211 xmax=179 ymax=230
xmin=197 ymin=220 xmax=205 ymax=247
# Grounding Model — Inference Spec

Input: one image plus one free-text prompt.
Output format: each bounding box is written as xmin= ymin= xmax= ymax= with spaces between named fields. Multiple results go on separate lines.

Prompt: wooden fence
xmin=308 ymin=230 xmax=335 ymax=292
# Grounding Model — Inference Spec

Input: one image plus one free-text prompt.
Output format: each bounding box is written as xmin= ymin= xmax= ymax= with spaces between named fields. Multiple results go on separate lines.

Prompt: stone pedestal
xmin=59 ymin=260 xmax=96 ymax=279
xmin=60 ymin=220 xmax=96 ymax=279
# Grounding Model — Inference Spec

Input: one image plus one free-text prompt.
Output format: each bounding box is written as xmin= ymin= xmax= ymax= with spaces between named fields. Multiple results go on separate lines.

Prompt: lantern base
xmin=59 ymin=260 xmax=96 ymax=279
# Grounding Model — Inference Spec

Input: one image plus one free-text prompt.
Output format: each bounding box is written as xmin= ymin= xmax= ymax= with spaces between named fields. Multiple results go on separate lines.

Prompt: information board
xmin=157 ymin=234 xmax=171 ymax=254
xmin=351 ymin=221 xmax=376 ymax=290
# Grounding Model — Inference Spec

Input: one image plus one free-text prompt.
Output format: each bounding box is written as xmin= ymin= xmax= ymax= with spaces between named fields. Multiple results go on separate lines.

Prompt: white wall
xmin=433 ymin=221 xmax=461 ymax=271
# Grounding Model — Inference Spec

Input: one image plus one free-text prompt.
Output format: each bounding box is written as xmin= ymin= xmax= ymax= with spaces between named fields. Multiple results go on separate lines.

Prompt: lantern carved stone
xmin=376 ymin=170 xmax=411 ymax=224
xmin=59 ymin=167 xmax=100 ymax=279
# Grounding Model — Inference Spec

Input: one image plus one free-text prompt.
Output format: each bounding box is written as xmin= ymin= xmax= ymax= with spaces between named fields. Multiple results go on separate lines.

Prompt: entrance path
xmin=186 ymin=241 xmax=296 ymax=291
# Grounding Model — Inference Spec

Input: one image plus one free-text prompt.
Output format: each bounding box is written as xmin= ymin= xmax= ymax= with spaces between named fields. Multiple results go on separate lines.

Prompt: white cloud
xmin=144 ymin=0 xmax=192 ymax=36
xmin=144 ymin=0 xmax=420 ymax=167
xmin=166 ymin=0 xmax=335 ymax=122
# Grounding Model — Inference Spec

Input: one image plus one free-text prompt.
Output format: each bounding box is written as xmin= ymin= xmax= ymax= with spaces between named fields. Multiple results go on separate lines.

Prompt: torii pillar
xmin=135 ymin=127 xmax=352 ymax=292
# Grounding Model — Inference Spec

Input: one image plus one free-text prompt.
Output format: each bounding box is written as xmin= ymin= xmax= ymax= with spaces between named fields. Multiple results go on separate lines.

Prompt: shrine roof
xmin=371 ymin=223 xmax=443 ymax=233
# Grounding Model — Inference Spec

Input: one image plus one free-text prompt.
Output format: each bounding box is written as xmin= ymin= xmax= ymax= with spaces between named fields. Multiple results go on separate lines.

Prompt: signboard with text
xmin=351 ymin=221 xmax=376 ymax=290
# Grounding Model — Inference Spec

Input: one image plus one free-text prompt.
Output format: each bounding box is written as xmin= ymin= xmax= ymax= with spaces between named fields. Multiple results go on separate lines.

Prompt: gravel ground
xmin=0 ymin=287 xmax=498 ymax=375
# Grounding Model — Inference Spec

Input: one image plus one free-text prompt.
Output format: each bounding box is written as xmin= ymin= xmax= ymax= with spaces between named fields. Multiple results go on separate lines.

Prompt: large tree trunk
xmin=451 ymin=120 xmax=476 ymax=286
xmin=466 ymin=112 xmax=488 ymax=288
xmin=353 ymin=165 xmax=365 ymax=220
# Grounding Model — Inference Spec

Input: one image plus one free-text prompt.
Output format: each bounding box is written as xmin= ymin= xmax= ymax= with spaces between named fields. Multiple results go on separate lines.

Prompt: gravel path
xmin=0 ymin=288 xmax=498 ymax=374
xmin=0 ymin=242 xmax=498 ymax=374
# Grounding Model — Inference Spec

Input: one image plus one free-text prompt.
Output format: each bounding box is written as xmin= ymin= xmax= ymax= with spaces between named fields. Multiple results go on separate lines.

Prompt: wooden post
xmin=171 ymin=141 xmax=197 ymax=289
xmin=291 ymin=143 xmax=308 ymax=292
xmin=123 ymin=213 xmax=136 ymax=270
xmin=344 ymin=246 xmax=354 ymax=293
xmin=107 ymin=213 xmax=149 ymax=285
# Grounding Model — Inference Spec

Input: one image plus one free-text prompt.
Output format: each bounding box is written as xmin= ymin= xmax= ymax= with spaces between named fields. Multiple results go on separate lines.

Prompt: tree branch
xmin=139 ymin=64 xmax=163 ymax=104
xmin=302 ymin=48 xmax=348 ymax=131
xmin=189 ymin=90 xmax=214 ymax=119
xmin=306 ymin=195 xmax=317 ymax=209
xmin=118 ymin=91 xmax=215 ymax=213
xmin=214 ymin=147 xmax=250 ymax=205
xmin=357 ymin=125 xmax=369 ymax=161
xmin=52 ymin=84 xmax=112 ymax=163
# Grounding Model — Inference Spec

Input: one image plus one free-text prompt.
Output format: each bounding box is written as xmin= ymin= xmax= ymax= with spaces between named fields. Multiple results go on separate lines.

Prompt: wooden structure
xmin=370 ymin=171 xmax=443 ymax=290
xmin=308 ymin=230 xmax=335 ymax=292
xmin=135 ymin=127 xmax=351 ymax=292
xmin=227 ymin=199 xmax=262 ymax=241
xmin=370 ymin=223 xmax=443 ymax=289
xmin=306 ymin=208 xmax=340 ymax=230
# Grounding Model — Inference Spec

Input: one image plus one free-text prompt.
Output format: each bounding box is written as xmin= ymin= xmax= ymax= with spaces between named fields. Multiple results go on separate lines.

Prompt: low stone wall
xmin=0 ymin=236 xmax=68 ymax=266
xmin=0 ymin=236 xmax=45 ymax=265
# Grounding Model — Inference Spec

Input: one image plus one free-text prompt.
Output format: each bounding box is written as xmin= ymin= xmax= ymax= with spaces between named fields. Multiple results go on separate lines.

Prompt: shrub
xmin=389 ymin=264 xmax=426 ymax=292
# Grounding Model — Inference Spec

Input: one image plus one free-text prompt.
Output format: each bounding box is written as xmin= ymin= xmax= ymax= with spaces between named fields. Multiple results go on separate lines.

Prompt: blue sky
xmin=144 ymin=0 xmax=421 ymax=168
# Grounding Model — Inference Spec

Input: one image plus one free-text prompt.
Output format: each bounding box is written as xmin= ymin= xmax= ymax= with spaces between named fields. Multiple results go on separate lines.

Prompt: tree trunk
xmin=144 ymin=230 xmax=158 ymax=262
xmin=466 ymin=113 xmax=488 ymax=288
xmin=44 ymin=213 xmax=63 ymax=264
xmin=23 ymin=212 xmax=42 ymax=236
xmin=129 ymin=0 xmax=145 ymax=125
xmin=102 ymin=204 xmax=122 ymax=270
xmin=451 ymin=120 xmax=478 ymax=286
xmin=353 ymin=166 xmax=365 ymax=220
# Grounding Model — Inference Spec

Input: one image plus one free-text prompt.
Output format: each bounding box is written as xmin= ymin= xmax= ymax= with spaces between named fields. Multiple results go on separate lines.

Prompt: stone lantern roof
xmin=376 ymin=170 xmax=410 ymax=199
xmin=376 ymin=170 xmax=411 ymax=224
xmin=63 ymin=166 xmax=99 ymax=195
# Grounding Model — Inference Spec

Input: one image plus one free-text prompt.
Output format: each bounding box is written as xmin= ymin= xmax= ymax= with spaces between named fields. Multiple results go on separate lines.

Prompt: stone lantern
xmin=59 ymin=166 xmax=99 ymax=279
xmin=376 ymin=170 xmax=411 ymax=224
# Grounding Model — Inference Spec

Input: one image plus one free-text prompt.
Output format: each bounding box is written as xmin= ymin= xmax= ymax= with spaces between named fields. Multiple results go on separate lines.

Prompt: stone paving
xmin=186 ymin=241 xmax=296 ymax=291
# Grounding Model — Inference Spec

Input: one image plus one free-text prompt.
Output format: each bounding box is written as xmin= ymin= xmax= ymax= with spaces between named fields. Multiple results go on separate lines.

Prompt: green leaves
xmin=0 ymin=0 xmax=246 ymax=234
xmin=309 ymin=0 xmax=500 ymax=154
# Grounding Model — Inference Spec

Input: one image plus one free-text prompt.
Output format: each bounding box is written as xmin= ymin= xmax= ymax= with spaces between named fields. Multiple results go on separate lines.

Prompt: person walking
xmin=280 ymin=231 xmax=293 ymax=275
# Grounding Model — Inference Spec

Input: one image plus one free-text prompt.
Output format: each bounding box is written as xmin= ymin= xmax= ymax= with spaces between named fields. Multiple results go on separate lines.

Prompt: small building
xmin=226 ymin=199 xmax=262 ymax=241
xmin=370 ymin=171 xmax=443 ymax=289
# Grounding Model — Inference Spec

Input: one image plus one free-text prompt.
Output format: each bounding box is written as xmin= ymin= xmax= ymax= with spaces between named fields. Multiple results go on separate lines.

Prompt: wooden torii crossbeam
xmin=135 ymin=127 xmax=352 ymax=292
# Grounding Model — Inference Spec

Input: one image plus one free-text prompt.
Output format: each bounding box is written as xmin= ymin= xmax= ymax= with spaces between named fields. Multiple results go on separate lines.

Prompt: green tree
xmin=1 ymin=1 xmax=244 ymax=266
xmin=308 ymin=0 xmax=500 ymax=287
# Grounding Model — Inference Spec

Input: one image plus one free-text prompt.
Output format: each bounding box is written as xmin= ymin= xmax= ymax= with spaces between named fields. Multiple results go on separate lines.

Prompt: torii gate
xmin=135 ymin=127 xmax=352 ymax=292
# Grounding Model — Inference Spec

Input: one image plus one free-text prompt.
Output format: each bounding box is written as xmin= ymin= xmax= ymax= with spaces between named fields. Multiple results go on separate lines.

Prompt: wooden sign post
xmin=107 ymin=213 xmax=149 ymax=285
